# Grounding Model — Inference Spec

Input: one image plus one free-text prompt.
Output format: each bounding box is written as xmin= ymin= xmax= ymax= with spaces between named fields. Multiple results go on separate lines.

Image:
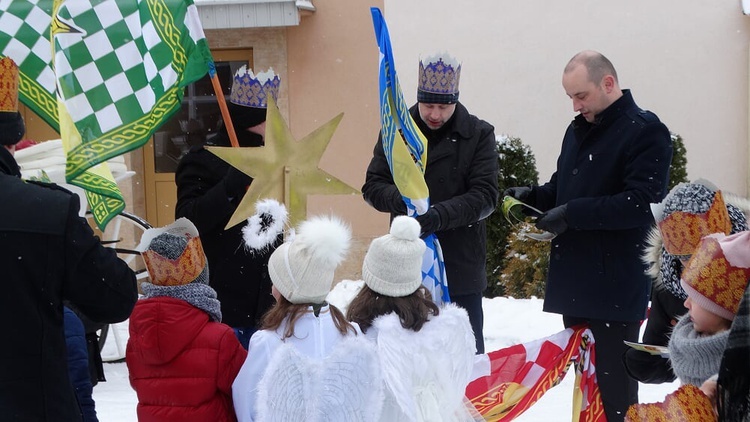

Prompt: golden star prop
xmin=207 ymin=97 xmax=359 ymax=229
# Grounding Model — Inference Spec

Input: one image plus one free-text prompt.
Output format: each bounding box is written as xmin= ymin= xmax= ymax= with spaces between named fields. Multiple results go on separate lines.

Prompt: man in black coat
xmin=175 ymin=66 xmax=281 ymax=349
xmin=362 ymin=54 xmax=499 ymax=353
xmin=506 ymin=50 xmax=672 ymax=421
xmin=0 ymin=57 xmax=137 ymax=421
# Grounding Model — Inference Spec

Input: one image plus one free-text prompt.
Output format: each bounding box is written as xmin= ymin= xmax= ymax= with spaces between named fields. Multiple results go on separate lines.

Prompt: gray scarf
xmin=668 ymin=314 xmax=729 ymax=386
xmin=141 ymin=281 xmax=222 ymax=323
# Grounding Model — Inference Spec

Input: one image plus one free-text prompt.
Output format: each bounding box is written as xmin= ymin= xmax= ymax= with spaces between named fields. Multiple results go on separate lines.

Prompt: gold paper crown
xmin=657 ymin=190 xmax=731 ymax=257
xmin=418 ymin=54 xmax=461 ymax=95
xmin=0 ymin=57 xmax=19 ymax=113
xmin=625 ymin=384 xmax=715 ymax=422
xmin=137 ymin=218 xmax=208 ymax=287
xmin=229 ymin=66 xmax=281 ymax=108
xmin=142 ymin=236 xmax=206 ymax=286
xmin=681 ymin=232 xmax=750 ymax=321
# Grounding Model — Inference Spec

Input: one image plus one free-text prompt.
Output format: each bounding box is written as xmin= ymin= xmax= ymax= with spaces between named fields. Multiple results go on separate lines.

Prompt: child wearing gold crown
xmin=624 ymin=180 xmax=749 ymax=385
xmin=126 ymin=218 xmax=247 ymax=422
xmin=667 ymin=231 xmax=750 ymax=387
xmin=626 ymin=231 xmax=750 ymax=421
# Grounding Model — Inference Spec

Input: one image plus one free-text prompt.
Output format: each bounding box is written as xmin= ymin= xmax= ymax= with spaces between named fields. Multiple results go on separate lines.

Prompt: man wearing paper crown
xmin=175 ymin=66 xmax=282 ymax=349
xmin=127 ymin=218 xmax=247 ymax=421
xmin=363 ymin=53 xmax=499 ymax=354
xmin=0 ymin=56 xmax=137 ymax=421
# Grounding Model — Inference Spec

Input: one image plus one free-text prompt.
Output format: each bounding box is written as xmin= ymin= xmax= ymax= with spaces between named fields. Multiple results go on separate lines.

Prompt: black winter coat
xmin=174 ymin=132 xmax=276 ymax=328
xmin=363 ymin=102 xmax=499 ymax=295
xmin=0 ymin=148 xmax=136 ymax=421
xmin=530 ymin=90 xmax=673 ymax=322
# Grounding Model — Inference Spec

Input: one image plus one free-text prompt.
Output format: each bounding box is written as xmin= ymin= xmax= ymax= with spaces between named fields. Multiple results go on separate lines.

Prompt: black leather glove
xmin=223 ymin=167 xmax=253 ymax=197
xmin=535 ymin=204 xmax=568 ymax=235
xmin=415 ymin=207 xmax=442 ymax=238
xmin=503 ymin=186 xmax=532 ymax=201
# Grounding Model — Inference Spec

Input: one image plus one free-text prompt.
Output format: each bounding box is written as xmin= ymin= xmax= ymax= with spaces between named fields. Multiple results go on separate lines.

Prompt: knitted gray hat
xmin=268 ymin=215 xmax=351 ymax=304
xmin=362 ymin=216 xmax=426 ymax=297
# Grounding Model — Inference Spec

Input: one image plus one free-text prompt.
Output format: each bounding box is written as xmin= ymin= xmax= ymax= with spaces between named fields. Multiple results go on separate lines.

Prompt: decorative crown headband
xmin=625 ymin=384 xmax=715 ymax=421
xmin=418 ymin=54 xmax=461 ymax=95
xmin=680 ymin=232 xmax=750 ymax=321
xmin=141 ymin=236 xmax=206 ymax=286
xmin=657 ymin=190 xmax=732 ymax=257
xmin=229 ymin=65 xmax=281 ymax=109
xmin=0 ymin=57 xmax=19 ymax=113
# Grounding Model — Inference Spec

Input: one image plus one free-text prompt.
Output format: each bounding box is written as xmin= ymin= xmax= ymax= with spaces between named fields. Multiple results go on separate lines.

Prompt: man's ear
xmin=602 ymin=75 xmax=615 ymax=93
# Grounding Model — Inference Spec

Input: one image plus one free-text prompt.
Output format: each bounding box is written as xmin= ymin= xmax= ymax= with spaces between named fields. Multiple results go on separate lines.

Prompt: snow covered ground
xmin=93 ymin=280 xmax=679 ymax=421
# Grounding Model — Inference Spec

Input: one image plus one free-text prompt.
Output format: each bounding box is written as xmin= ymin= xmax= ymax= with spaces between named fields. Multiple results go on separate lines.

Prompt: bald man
xmin=505 ymin=50 xmax=673 ymax=421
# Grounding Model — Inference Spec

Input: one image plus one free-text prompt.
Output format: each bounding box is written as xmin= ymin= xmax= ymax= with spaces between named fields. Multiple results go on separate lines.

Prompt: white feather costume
xmin=232 ymin=307 xmax=383 ymax=422
xmin=369 ymin=303 xmax=476 ymax=422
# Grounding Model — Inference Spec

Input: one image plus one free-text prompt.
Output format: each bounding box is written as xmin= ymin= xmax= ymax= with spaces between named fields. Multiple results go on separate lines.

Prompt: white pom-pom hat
xmin=268 ymin=215 xmax=351 ymax=304
xmin=362 ymin=216 xmax=426 ymax=297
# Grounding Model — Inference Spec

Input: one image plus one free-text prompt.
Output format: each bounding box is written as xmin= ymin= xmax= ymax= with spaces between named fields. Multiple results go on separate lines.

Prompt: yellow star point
xmin=207 ymin=97 xmax=359 ymax=229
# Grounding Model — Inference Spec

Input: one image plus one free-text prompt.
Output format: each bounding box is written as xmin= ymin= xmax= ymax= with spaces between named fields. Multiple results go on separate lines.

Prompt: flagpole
xmin=209 ymin=62 xmax=240 ymax=148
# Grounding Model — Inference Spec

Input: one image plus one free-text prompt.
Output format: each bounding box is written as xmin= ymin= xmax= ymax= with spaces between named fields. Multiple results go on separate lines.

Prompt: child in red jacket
xmin=127 ymin=218 xmax=247 ymax=422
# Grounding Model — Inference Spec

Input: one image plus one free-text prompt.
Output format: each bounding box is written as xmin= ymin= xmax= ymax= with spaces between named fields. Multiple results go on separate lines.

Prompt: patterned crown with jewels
xmin=0 ymin=57 xmax=19 ymax=113
xmin=657 ymin=190 xmax=732 ymax=258
xmin=229 ymin=65 xmax=281 ymax=109
xmin=680 ymin=231 xmax=750 ymax=321
xmin=418 ymin=54 xmax=461 ymax=95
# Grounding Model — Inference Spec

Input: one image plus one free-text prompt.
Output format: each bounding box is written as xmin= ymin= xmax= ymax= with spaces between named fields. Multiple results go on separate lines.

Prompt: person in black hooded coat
xmin=175 ymin=67 xmax=282 ymax=349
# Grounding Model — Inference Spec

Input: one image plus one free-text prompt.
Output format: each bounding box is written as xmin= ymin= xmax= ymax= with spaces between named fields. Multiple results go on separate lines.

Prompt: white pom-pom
xmin=295 ymin=215 xmax=351 ymax=266
xmin=242 ymin=199 xmax=288 ymax=252
xmin=390 ymin=216 xmax=420 ymax=241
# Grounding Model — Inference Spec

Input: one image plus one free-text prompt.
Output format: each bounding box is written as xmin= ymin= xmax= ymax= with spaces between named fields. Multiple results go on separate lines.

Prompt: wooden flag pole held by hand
xmin=209 ymin=62 xmax=240 ymax=148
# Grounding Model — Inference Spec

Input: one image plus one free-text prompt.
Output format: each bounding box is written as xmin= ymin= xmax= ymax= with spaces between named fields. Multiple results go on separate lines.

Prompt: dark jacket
xmin=126 ymin=297 xmax=247 ymax=422
xmin=362 ymin=102 xmax=499 ymax=295
xmin=0 ymin=147 xmax=137 ymax=421
xmin=530 ymin=90 xmax=673 ymax=322
xmin=64 ymin=307 xmax=99 ymax=422
xmin=175 ymin=132 xmax=277 ymax=328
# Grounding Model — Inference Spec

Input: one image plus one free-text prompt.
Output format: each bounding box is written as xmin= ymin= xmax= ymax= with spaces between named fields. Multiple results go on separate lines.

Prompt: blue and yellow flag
xmin=0 ymin=0 xmax=213 ymax=229
xmin=371 ymin=8 xmax=449 ymax=304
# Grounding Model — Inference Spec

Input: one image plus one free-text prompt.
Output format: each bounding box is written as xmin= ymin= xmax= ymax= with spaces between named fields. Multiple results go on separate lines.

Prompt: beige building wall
xmin=287 ymin=0 xmax=385 ymax=280
xmin=385 ymin=0 xmax=750 ymax=196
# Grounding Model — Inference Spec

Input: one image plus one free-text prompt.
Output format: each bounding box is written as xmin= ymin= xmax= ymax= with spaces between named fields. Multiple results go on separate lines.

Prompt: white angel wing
xmin=257 ymin=337 xmax=383 ymax=422
xmin=317 ymin=336 xmax=383 ymax=422
xmin=256 ymin=343 xmax=311 ymax=422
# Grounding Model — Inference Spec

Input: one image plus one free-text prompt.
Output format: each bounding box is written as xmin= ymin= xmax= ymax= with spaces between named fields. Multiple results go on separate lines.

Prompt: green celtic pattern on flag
xmin=0 ymin=0 xmax=212 ymax=229
xmin=0 ymin=1 xmax=59 ymax=129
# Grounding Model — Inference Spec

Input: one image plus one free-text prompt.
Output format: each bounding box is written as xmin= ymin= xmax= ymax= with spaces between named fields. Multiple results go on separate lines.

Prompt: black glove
xmin=535 ymin=204 xmax=568 ymax=235
xmin=390 ymin=188 xmax=407 ymax=215
xmin=504 ymin=186 xmax=532 ymax=201
xmin=415 ymin=207 xmax=442 ymax=238
xmin=223 ymin=167 xmax=253 ymax=197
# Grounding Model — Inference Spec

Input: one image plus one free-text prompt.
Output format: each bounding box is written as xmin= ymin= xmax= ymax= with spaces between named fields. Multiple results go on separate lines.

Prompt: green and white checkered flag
xmin=0 ymin=0 xmax=213 ymax=229
xmin=0 ymin=0 xmax=58 ymax=130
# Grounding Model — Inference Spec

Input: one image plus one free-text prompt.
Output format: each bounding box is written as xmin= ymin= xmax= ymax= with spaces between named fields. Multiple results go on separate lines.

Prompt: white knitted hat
xmin=362 ymin=216 xmax=426 ymax=297
xmin=268 ymin=215 xmax=351 ymax=304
